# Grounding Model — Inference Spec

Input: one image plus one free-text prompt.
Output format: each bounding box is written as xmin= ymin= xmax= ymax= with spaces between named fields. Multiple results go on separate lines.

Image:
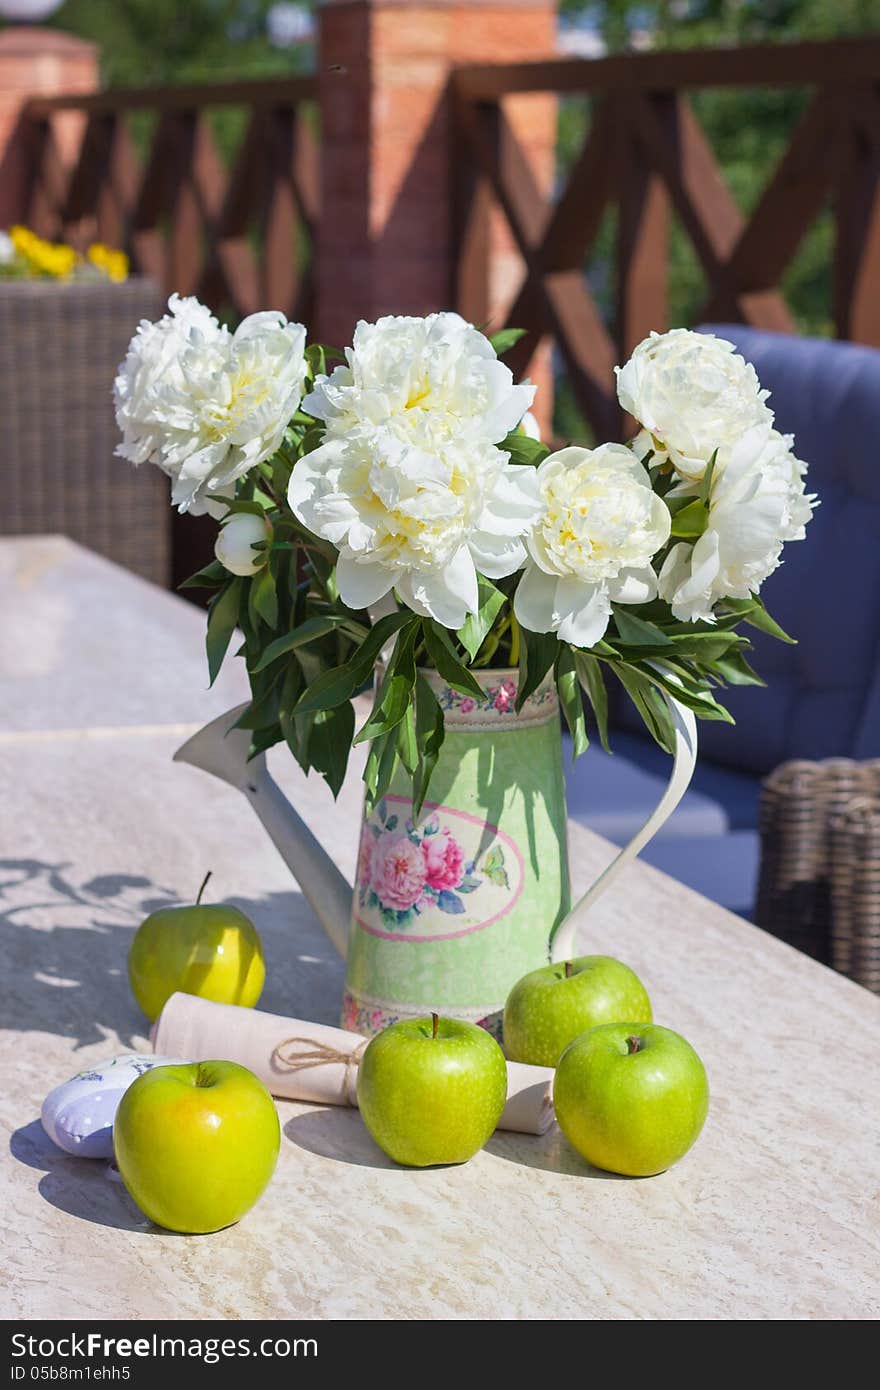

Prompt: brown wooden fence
xmin=453 ymin=37 xmax=880 ymax=439
xmin=18 ymin=76 xmax=318 ymax=328
xmin=6 ymin=36 xmax=880 ymax=573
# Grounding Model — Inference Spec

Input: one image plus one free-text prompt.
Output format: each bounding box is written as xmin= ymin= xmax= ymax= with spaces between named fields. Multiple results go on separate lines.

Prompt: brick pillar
xmin=317 ymin=0 xmax=556 ymax=432
xmin=0 ymin=27 xmax=98 ymax=226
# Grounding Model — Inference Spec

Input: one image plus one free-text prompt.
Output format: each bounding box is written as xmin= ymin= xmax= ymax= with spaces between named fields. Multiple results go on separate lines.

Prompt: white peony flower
xmin=514 ymin=444 xmax=671 ymax=648
xmin=658 ymin=426 xmax=816 ymax=622
xmin=291 ymin=311 xmax=540 ymax=627
xmin=215 ymin=511 xmax=269 ymax=577
xmin=0 ymin=230 xmax=15 ymax=265
xmin=289 ymin=422 xmax=540 ymax=627
xmin=615 ymin=329 xmax=773 ymax=482
xmin=304 ymin=312 xmax=535 ymax=446
xmin=114 ymin=294 xmax=308 ymax=513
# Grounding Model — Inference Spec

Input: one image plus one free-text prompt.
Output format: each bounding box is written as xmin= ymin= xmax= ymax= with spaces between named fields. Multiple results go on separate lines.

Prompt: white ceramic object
xmin=41 ymin=1054 xmax=187 ymax=1159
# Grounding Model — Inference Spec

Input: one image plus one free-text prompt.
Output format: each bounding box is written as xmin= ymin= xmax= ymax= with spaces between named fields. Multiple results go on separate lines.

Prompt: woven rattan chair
xmin=0 ymin=276 xmax=169 ymax=584
xmin=756 ymin=759 xmax=880 ymax=991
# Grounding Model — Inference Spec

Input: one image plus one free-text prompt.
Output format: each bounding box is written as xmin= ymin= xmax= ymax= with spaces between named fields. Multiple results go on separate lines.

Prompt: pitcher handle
xmin=550 ymin=692 xmax=698 ymax=963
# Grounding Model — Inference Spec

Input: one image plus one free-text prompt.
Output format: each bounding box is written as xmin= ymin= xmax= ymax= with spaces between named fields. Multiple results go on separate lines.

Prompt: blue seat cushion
xmin=564 ymin=730 xmax=759 ymax=840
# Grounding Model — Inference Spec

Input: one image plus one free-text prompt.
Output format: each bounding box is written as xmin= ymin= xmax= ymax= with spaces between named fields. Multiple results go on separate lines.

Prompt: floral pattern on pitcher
xmin=341 ymin=990 xmax=504 ymax=1042
xmin=354 ymin=796 xmax=523 ymax=942
xmin=435 ymin=676 xmax=556 ymax=719
xmin=357 ymin=799 xmax=510 ymax=927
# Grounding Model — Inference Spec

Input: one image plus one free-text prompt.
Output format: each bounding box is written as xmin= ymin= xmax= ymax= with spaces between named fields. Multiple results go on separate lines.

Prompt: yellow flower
xmin=87 ymin=242 xmax=129 ymax=283
xmin=10 ymin=225 xmax=78 ymax=279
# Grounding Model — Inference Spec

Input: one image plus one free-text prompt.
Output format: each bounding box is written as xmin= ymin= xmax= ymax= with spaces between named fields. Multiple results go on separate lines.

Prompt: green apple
xmin=114 ymin=1060 xmax=280 ymax=1233
xmin=503 ymin=955 xmax=652 ymax=1067
xmin=128 ymin=871 xmax=265 ymax=1021
xmin=357 ymin=1014 xmax=508 ymax=1167
xmin=554 ymin=1023 xmax=709 ymax=1177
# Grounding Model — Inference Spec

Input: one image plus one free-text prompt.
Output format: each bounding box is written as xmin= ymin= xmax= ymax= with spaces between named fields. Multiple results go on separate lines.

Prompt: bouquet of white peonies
xmin=115 ymin=302 xmax=815 ymax=808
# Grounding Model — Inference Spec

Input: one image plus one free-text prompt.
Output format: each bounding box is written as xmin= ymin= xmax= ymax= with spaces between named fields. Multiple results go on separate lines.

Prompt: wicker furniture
xmin=756 ymin=758 xmax=880 ymax=992
xmin=0 ymin=276 xmax=169 ymax=585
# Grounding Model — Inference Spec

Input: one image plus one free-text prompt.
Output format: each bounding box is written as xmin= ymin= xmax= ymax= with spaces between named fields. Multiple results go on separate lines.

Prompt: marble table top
xmin=1 ymin=536 xmax=879 ymax=1320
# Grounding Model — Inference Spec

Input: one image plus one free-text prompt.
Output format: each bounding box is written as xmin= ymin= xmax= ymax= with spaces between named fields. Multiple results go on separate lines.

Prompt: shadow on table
xmin=9 ymin=1119 xmax=150 ymax=1232
xmin=485 ymin=1128 xmax=633 ymax=1180
xmin=283 ymin=1108 xmax=401 ymax=1171
xmin=0 ymin=858 xmax=346 ymax=1048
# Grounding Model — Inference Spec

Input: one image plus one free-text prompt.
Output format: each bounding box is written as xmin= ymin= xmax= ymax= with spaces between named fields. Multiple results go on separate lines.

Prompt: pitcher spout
xmin=174 ymin=707 xmax=352 ymax=959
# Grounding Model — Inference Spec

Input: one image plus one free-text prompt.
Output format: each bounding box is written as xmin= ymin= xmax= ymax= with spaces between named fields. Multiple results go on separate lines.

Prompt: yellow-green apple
xmin=357 ymin=1014 xmax=507 ymax=1167
xmin=554 ymin=1023 xmax=709 ymax=1177
xmin=503 ymin=955 xmax=651 ymax=1067
xmin=128 ymin=872 xmax=264 ymax=1021
xmin=113 ymin=1060 xmax=280 ymax=1232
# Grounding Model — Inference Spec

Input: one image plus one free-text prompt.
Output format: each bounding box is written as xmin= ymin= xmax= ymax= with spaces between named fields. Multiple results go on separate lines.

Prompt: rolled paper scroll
xmin=152 ymin=992 xmax=555 ymax=1136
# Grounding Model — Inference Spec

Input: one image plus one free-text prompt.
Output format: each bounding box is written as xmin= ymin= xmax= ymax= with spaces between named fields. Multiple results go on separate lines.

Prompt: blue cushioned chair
xmin=565 ymin=326 xmax=880 ymax=915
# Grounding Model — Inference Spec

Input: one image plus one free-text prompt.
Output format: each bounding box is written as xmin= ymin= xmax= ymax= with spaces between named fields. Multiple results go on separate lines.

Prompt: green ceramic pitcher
xmin=176 ymin=668 xmax=697 ymax=1040
xmin=342 ymin=669 xmax=569 ymax=1038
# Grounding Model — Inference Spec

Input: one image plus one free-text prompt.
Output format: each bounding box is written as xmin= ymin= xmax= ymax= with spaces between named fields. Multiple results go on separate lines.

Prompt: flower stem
xmin=509 ymin=613 xmax=521 ymax=668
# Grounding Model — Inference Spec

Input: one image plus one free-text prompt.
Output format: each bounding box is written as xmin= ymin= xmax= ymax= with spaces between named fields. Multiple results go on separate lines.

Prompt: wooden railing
xmin=453 ymin=37 xmax=880 ymax=439
xmin=17 ymin=76 xmax=318 ymax=326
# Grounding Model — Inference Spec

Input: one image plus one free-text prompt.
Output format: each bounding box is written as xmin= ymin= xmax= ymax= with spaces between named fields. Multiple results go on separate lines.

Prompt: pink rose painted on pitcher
xmin=494 ymin=679 xmax=517 ymax=712
xmin=421 ymin=826 xmax=464 ymax=891
xmin=356 ymin=797 xmax=510 ymax=930
xmin=370 ymin=834 xmax=426 ymax=911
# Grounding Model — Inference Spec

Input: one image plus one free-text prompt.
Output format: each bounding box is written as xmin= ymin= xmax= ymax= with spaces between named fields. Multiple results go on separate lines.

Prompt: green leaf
xmin=516 ymin=628 xmax=558 ymax=711
xmin=222 ymin=497 xmax=272 ymax=516
xmin=412 ymin=673 xmax=446 ymax=814
xmin=668 ymin=498 xmax=709 ymax=540
xmin=247 ymin=724 xmax=284 ymax=759
xmin=308 ymin=702 xmax=355 ymax=799
xmin=611 ymin=608 xmax=674 ymax=650
xmin=617 ymin=667 xmax=678 ymax=754
xmin=251 ymin=614 xmax=350 ymax=673
xmin=396 ymin=704 xmax=419 ymax=776
xmin=721 ymin=597 xmax=796 ymax=644
xmin=456 ymin=576 xmax=506 ymax=663
xmin=354 ymin=625 xmax=419 ymax=744
xmin=499 ymin=430 xmax=550 ymax=467
xmin=634 ymin=661 xmax=734 ymax=723
xmin=699 ymin=448 xmax=719 ymax=507
xmin=179 ymin=559 xmax=226 ymax=590
xmin=422 ymin=622 xmax=484 ymax=698
xmin=294 ymin=611 xmax=414 ymax=717
xmin=710 ymin=648 xmax=766 ymax=687
xmin=300 ymin=426 xmax=325 ymax=456
xmin=278 ymin=658 xmax=304 ymax=722
xmin=205 ymin=579 xmax=242 ymax=686
xmin=305 ymin=342 xmax=327 ymax=380
xmin=574 ymin=651 xmax=611 ymax=753
xmin=488 ymin=327 xmax=526 ymax=357
xmin=666 ymin=628 xmax=748 ymax=662
xmin=555 ymin=647 xmax=588 ymax=759
xmin=234 ymin=665 xmax=285 ymax=730
xmin=248 ymin=565 xmax=278 ymax=629
xmin=364 ymin=731 xmax=399 ymax=813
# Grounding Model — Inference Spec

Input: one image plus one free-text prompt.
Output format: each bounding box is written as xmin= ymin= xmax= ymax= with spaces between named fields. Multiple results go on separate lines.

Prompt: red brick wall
xmin=317 ymin=0 xmax=556 ymax=431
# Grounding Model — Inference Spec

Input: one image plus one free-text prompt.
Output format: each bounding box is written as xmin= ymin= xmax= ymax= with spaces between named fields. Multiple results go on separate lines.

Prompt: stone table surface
xmin=1 ymin=536 xmax=879 ymax=1321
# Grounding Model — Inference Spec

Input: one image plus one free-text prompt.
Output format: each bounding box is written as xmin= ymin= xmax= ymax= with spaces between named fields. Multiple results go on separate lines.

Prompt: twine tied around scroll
xmin=271 ymin=1036 xmax=368 ymax=1107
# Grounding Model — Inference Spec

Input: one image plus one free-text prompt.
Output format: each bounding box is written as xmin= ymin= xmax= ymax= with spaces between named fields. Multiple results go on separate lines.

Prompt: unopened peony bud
xmin=215 ymin=513 xmax=269 ymax=577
